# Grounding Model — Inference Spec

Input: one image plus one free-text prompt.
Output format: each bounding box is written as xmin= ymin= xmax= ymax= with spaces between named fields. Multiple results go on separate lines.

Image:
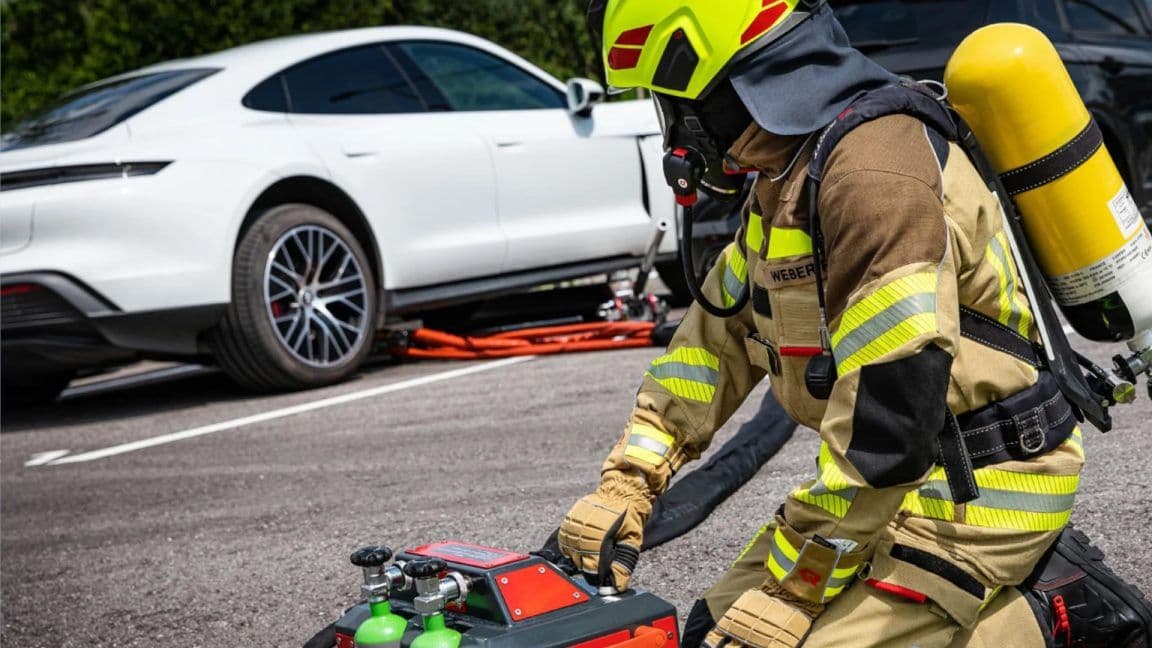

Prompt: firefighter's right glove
xmin=558 ymin=469 xmax=653 ymax=592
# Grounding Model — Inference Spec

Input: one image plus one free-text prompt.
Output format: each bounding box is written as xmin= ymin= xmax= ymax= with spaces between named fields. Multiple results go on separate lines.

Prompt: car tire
xmin=1 ymin=371 xmax=74 ymax=407
xmin=212 ymin=204 xmax=378 ymax=392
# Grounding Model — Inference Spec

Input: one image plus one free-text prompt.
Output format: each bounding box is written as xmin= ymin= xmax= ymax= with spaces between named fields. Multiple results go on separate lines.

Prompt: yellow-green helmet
xmin=587 ymin=0 xmax=819 ymax=100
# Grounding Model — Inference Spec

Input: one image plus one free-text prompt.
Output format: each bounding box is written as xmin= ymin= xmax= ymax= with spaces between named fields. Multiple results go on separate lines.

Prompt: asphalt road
xmin=2 ymin=325 xmax=1150 ymax=647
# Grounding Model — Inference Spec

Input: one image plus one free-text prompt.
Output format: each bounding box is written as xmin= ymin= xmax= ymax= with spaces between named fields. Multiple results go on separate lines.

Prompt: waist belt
xmin=935 ymin=309 xmax=1077 ymax=504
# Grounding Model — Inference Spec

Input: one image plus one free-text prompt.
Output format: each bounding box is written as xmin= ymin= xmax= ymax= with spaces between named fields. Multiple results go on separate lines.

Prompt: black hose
xmin=680 ymin=205 xmax=749 ymax=318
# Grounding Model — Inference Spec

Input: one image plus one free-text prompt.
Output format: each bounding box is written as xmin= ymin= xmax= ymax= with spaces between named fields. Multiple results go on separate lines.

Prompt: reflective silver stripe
xmin=769 ymin=538 xmax=796 ymax=574
xmin=646 ymin=363 xmax=720 ymax=386
xmin=723 ymin=264 xmax=744 ymax=304
xmin=918 ymin=480 xmax=1074 ymax=513
xmin=918 ymin=480 xmax=952 ymax=500
xmin=826 ymin=570 xmax=855 ymax=590
xmin=832 ymin=293 xmax=938 ymax=362
xmin=627 ymin=433 xmax=670 ymax=457
xmin=989 ymin=235 xmax=1024 ymax=334
xmin=808 ymin=478 xmax=858 ymax=501
xmin=972 ymin=488 xmax=1077 ymax=514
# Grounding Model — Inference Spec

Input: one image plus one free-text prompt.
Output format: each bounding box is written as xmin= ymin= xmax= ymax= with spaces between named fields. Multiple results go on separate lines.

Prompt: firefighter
xmin=559 ymin=2 xmax=1152 ymax=646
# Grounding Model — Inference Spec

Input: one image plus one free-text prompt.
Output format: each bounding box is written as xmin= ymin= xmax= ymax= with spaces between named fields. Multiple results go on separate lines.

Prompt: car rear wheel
xmin=212 ymin=204 xmax=378 ymax=391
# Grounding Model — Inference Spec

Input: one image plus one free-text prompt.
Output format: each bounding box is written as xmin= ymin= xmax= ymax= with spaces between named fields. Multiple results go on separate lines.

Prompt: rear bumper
xmin=2 ymin=272 xmax=225 ymax=375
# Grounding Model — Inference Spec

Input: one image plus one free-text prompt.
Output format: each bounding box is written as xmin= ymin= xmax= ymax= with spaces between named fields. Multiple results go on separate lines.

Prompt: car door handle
xmin=496 ymin=141 xmax=523 ymax=149
xmin=342 ymin=146 xmax=378 ymax=158
xmin=1101 ymin=56 xmax=1126 ymax=75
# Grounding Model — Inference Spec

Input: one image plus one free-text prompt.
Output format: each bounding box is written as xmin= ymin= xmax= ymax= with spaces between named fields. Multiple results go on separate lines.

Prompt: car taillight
xmin=0 ymin=283 xmax=42 ymax=296
xmin=0 ymin=161 xmax=171 ymax=192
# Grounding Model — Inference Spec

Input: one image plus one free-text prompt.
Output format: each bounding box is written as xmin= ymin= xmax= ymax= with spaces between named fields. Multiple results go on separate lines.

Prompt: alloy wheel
xmin=263 ymin=224 xmax=371 ymax=367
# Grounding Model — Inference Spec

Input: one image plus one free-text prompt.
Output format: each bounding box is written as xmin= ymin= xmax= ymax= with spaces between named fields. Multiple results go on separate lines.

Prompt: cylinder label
xmin=1047 ymin=226 xmax=1152 ymax=305
xmin=1110 ymin=186 xmax=1143 ymax=239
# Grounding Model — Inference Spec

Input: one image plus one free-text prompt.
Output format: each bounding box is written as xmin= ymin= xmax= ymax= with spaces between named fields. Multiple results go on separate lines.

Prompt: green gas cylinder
xmin=350 ymin=546 xmax=409 ymax=648
xmin=354 ymin=599 xmax=407 ymax=648
xmin=409 ymin=612 xmax=461 ymax=648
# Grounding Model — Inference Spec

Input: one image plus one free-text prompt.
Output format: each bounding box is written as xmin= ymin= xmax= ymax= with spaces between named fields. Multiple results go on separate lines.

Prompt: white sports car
xmin=0 ymin=26 xmax=685 ymax=400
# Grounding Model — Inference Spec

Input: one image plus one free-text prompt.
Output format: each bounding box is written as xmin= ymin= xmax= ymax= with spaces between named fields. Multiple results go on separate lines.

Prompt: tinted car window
xmin=832 ymin=0 xmax=991 ymax=49
xmin=282 ymin=45 xmax=425 ymax=114
xmin=1 ymin=68 xmax=218 ymax=150
xmin=397 ymin=41 xmax=565 ymax=111
xmin=243 ymin=76 xmax=289 ymax=112
xmin=1062 ymin=0 xmax=1149 ymax=35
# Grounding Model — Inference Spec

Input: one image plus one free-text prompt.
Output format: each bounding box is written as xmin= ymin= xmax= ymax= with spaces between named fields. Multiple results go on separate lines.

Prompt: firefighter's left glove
xmin=558 ymin=469 xmax=653 ymax=592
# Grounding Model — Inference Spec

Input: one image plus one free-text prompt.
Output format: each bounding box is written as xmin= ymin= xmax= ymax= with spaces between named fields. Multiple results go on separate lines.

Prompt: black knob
xmin=404 ymin=558 xmax=446 ymax=579
xmin=351 ymin=546 xmax=393 ymax=568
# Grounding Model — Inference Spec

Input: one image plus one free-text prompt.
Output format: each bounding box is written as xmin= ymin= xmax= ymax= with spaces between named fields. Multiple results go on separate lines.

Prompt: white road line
xmin=25 ymin=450 xmax=71 ymax=467
xmin=47 ymin=357 xmax=534 ymax=466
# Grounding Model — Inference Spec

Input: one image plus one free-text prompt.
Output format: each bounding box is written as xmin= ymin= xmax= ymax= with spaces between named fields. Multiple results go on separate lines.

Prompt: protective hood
xmin=729 ymin=2 xmax=898 ymax=136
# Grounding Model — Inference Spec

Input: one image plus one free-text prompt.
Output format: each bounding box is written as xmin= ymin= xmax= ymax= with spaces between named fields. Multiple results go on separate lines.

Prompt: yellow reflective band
xmin=766 ymin=227 xmax=813 ymax=259
xmin=834 ymin=272 xmax=938 ymax=341
xmin=974 ymin=469 xmax=1079 ymax=496
xmin=985 ymin=232 xmax=1034 ymax=338
xmin=824 ymin=583 xmax=850 ymax=599
xmin=901 ymin=466 xmax=1078 ymax=530
xmin=624 ymin=444 xmax=667 ymax=467
xmin=774 ymin=528 xmax=800 ymax=562
xmin=652 ymin=347 xmax=720 ymax=370
xmin=832 ymin=563 xmax=858 ymax=580
xmin=900 ymin=491 xmax=956 ymax=521
xmin=723 ymin=246 xmax=749 ymax=307
xmin=767 ymin=553 xmax=790 ymax=583
xmin=793 ymin=444 xmax=857 ymax=519
xmin=766 ymin=528 xmax=798 ymax=583
xmin=746 ymin=213 xmax=766 ymax=257
xmin=835 ymin=313 xmax=938 ymax=376
xmin=816 ymin=443 xmax=852 ymax=490
xmin=646 ymin=347 xmax=720 ymax=403
xmin=734 ymin=523 xmax=773 ymax=566
xmin=648 ymin=376 xmax=716 ymax=403
xmin=629 ymin=423 xmax=675 ymax=449
xmin=793 ymin=489 xmax=853 ymax=518
xmin=831 ymin=272 xmax=939 ymax=375
xmin=965 ymin=506 xmax=1071 ymax=532
xmin=824 ymin=563 xmax=860 ymax=600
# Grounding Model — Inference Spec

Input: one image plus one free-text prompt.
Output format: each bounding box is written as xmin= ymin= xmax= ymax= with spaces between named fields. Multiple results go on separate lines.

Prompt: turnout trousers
xmin=687 ymin=512 xmax=1062 ymax=648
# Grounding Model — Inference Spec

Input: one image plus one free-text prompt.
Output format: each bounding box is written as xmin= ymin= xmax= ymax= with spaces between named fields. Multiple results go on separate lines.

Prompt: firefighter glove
xmin=558 ymin=469 xmax=652 ymax=591
xmin=703 ymin=586 xmax=814 ymax=648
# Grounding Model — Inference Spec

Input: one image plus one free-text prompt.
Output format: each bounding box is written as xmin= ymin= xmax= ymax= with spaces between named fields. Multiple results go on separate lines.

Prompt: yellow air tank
xmin=945 ymin=23 xmax=1152 ymax=343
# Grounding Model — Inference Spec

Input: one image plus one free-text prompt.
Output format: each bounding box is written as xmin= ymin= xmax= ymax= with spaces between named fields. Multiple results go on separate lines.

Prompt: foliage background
xmin=0 ymin=0 xmax=603 ymax=126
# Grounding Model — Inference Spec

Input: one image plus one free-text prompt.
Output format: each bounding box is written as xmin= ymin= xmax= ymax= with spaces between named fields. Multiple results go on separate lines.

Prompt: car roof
xmin=110 ymin=26 xmax=556 ymax=86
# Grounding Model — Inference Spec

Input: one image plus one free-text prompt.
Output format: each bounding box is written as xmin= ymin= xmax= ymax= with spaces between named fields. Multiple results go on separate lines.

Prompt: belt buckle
xmin=1013 ymin=407 xmax=1048 ymax=455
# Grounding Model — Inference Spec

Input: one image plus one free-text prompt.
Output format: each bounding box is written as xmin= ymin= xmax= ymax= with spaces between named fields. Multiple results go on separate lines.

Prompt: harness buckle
xmin=1013 ymin=406 xmax=1048 ymax=454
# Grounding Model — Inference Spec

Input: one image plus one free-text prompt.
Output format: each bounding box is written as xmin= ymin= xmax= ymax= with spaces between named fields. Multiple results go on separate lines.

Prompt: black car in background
xmin=831 ymin=0 xmax=1152 ymax=220
xmin=666 ymin=0 xmax=1151 ymax=303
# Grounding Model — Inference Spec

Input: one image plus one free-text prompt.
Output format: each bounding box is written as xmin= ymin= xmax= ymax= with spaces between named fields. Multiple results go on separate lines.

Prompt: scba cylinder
xmin=945 ymin=23 xmax=1152 ymax=342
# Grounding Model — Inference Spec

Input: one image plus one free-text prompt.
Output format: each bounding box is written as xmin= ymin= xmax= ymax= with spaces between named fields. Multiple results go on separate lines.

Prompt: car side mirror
xmin=566 ymin=78 xmax=605 ymax=118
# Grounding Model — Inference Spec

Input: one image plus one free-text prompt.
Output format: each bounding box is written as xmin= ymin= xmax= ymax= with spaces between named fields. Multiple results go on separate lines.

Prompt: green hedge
xmin=0 ymin=0 xmax=604 ymax=126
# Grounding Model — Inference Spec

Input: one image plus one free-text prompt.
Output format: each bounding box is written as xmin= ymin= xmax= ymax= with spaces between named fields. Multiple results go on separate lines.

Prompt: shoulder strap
xmin=807 ymin=82 xmax=961 ymax=183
